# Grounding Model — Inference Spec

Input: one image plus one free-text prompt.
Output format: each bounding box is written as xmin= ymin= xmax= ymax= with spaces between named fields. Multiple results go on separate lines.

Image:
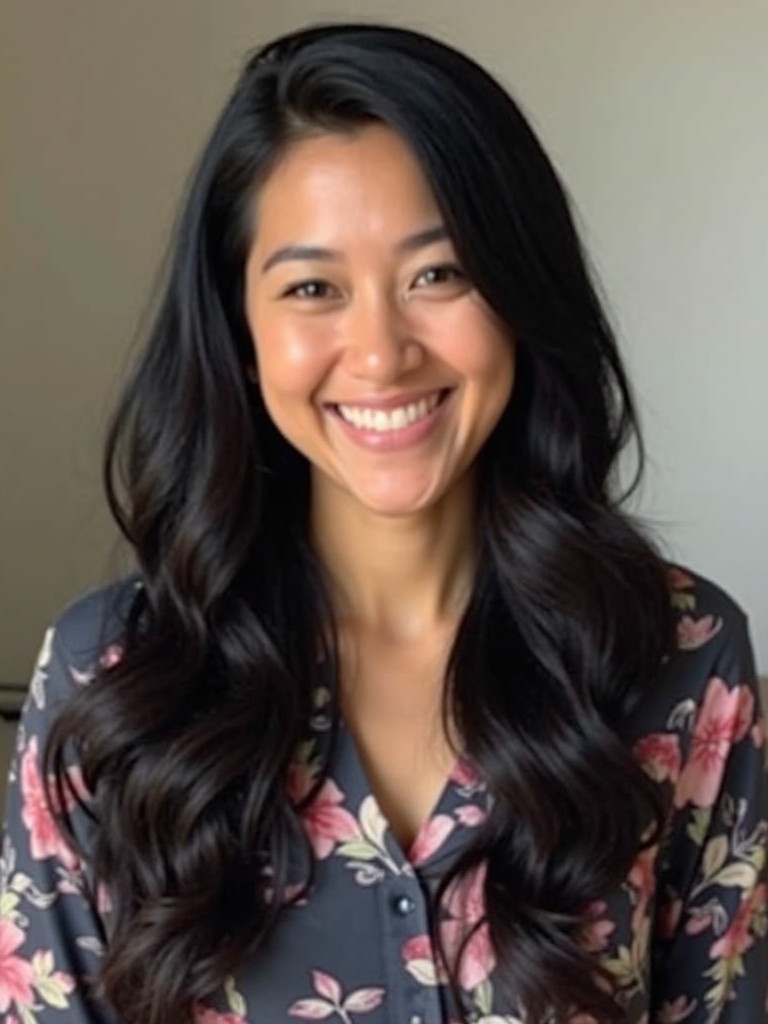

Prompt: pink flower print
xmin=667 ymin=566 xmax=694 ymax=590
xmin=454 ymin=804 xmax=486 ymax=827
xmin=260 ymin=865 xmax=309 ymax=908
xmin=626 ymin=845 xmax=658 ymax=933
xmin=752 ymin=715 xmax=766 ymax=749
xmin=402 ymin=933 xmax=448 ymax=986
xmin=656 ymin=995 xmax=697 ymax=1022
xmin=685 ymin=906 xmax=714 ymax=936
xmin=676 ymin=614 xmax=722 ymax=651
xmin=281 ymin=883 xmax=310 ymax=907
xmin=449 ymin=757 xmax=483 ymax=794
xmin=733 ymin=685 xmax=755 ymax=743
xmin=0 ymin=920 xmax=34 ymax=1012
xmin=579 ymin=900 xmax=616 ymax=953
xmin=98 ymin=643 xmax=124 ymax=669
xmin=96 ymin=882 xmax=113 ymax=915
xmin=675 ymin=678 xmax=752 ymax=808
xmin=709 ymin=883 xmax=767 ymax=960
xmin=193 ymin=1007 xmax=246 ymax=1024
xmin=341 ymin=988 xmax=385 ymax=1013
xmin=409 ymin=814 xmax=455 ymax=865
xmin=288 ymin=970 xmax=384 ymax=1020
xmin=442 ymin=861 xmax=487 ymax=925
xmin=440 ymin=862 xmax=496 ymax=991
xmin=20 ymin=736 xmax=85 ymax=869
xmin=315 ymin=971 xmax=342 ymax=1004
xmin=295 ymin=778 xmax=361 ymax=859
xmin=632 ymin=732 xmax=682 ymax=784
xmin=402 ymin=934 xmax=433 ymax=960
xmin=287 ymin=759 xmax=315 ymax=805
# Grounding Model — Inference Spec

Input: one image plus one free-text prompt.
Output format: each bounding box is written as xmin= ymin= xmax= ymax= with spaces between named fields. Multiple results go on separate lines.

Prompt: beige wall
xmin=2 ymin=1 xmax=767 ymax=686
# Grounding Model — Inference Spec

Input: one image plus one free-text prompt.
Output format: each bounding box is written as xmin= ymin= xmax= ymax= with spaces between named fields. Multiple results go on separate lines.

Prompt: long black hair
xmin=45 ymin=22 xmax=676 ymax=1024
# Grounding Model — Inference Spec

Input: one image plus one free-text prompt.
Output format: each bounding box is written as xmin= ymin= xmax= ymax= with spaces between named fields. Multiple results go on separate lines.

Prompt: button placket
xmin=380 ymin=874 xmax=437 ymax=1024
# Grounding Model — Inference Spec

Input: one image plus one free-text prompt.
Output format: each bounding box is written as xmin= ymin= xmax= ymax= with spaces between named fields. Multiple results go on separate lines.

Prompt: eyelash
xmin=281 ymin=264 xmax=466 ymax=300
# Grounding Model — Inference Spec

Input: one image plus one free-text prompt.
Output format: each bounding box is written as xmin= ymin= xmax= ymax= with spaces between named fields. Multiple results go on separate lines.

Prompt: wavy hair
xmin=45 ymin=23 xmax=676 ymax=1024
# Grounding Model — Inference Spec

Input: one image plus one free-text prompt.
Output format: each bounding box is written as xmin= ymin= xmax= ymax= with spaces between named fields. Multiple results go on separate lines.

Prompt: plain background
xmin=2 ymin=1 xmax=767 ymax=701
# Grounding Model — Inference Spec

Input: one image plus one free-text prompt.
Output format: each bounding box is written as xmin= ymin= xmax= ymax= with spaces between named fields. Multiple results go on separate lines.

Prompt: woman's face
xmin=244 ymin=124 xmax=514 ymax=517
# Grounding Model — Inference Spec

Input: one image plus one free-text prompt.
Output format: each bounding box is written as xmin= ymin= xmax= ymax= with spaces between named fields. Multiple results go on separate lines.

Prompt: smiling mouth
xmin=328 ymin=389 xmax=452 ymax=433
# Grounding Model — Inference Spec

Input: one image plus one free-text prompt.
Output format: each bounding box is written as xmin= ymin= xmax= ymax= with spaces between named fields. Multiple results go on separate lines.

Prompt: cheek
xmin=437 ymin=307 xmax=515 ymax=395
xmin=252 ymin=320 xmax=333 ymax=403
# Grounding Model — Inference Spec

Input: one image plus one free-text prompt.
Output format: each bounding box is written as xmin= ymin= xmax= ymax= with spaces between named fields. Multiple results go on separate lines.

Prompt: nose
xmin=340 ymin=291 xmax=425 ymax=383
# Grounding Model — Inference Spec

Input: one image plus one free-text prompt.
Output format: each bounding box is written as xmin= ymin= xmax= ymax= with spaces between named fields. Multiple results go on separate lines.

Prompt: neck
xmin=310 ymin=472 xmax=478 ymax=642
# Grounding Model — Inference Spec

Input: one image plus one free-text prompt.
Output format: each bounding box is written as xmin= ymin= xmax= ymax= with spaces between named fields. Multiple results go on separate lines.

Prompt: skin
xmin=243 ymin=124 xmax=515 ymax=646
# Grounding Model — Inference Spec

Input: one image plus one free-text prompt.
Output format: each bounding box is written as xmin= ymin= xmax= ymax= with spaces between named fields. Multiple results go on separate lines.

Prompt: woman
xmin=1 ymin=22 xmax=765 ymax=1024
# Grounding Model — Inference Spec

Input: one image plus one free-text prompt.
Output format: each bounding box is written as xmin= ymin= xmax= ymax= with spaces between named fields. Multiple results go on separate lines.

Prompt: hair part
xmin=45 ymin=22 xmax=675 ymax=1024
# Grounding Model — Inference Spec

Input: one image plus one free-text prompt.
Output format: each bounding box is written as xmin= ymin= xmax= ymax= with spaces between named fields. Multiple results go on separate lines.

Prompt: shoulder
xmin=629 ymin=563 xmax=758 ymax=740
xmin=15 ymin=576 xmax=143 ymax=766
xmin=50 ymin=574 xmax=142 ymax=666
xmin=667 ymin=563 xmax=749 ymax=639
xmin=665 ymin=563 xmax=754 ymax=678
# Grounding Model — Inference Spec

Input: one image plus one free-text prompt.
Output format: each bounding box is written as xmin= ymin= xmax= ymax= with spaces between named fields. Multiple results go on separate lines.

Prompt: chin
xmin=350 ymin=482 xmax=446 ymax=518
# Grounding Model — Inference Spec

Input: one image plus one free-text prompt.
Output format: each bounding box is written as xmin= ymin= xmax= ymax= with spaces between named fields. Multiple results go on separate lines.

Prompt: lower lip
xmin=327 ymin=391 xmax=452 ymax=452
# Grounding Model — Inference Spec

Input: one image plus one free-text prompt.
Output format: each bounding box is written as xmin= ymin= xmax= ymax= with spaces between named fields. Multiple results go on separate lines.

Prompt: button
xmin=393 ymin=894 xmax=415 ymax=915
xmin=409 ymin=1017 xmax=423 ymax=1024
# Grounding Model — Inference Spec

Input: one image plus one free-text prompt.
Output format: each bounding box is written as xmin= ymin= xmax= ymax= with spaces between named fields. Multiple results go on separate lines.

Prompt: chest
xmin=339 ymin=633 xmax=459 ymax=855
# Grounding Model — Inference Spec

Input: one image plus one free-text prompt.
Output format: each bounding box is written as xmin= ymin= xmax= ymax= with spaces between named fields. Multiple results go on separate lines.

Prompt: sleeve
xmin=1 ymin=621 xmax=116 ymax=1024
xmin=651 ymin=610 xmax=768 ymax=1024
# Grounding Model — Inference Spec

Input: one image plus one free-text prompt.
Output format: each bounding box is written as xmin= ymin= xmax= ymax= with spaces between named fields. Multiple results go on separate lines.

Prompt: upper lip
xmin=325 ymin=387 xmax=450 ymax=411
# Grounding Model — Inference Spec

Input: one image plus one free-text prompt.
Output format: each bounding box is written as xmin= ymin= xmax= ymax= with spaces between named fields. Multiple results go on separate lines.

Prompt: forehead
xmin=251 ymin=124 xmax=442 ymax=248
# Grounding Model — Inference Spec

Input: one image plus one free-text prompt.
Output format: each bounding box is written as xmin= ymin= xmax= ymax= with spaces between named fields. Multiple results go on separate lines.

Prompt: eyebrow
xmin=260 ymin=225 xmax=450 ymax=274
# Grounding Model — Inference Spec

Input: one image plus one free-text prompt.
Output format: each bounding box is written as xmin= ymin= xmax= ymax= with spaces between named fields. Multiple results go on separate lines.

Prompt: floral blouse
xmin=1 ymin=566 xmax=766 ymax=1024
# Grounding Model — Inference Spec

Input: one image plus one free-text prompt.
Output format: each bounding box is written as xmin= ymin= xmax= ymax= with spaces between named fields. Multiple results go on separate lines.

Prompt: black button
xmin=393 ymin=894 xmax=415 ymax=916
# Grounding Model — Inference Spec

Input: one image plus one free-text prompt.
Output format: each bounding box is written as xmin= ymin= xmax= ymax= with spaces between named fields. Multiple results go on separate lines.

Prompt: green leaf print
xmin=711 ymin=862 xmax=758 ymax=891
xmin=359 ymin=796 xmax=387 ymax=850
xmin=35 ymin=976 xmax=71 ymax=1009
xmin=335 ymin=840 xmax=380 ymax=861
xmin=225 ymin=976 xmax=247 ymax=1016
xmin=701 ymin=834 xmax=729 ymax=880
xmin=686 ymin=807 xmax=713 ymax=846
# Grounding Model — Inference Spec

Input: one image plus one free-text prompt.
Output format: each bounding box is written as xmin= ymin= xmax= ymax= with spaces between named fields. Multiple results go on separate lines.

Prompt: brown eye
xmin=283 ymin=280 xmax=337 ymax=300
xmin=413 ymin=264 xmax=466 ymax=288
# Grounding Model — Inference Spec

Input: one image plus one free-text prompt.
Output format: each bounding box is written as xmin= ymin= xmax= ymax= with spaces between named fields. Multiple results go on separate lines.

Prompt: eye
xmin=413 ymin=264 xmax=466 ymax=288
xmin=281 ymin=280 xmax=338 ymax=300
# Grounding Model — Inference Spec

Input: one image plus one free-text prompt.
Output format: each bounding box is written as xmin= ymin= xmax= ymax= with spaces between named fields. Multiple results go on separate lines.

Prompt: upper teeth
xmin=337 ymin=392 xmax=442 ymax=432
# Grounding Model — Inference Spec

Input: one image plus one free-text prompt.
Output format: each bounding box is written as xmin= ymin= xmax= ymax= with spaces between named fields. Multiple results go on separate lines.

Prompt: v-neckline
xmin=339 ymin=715 xmax=461 ymax=865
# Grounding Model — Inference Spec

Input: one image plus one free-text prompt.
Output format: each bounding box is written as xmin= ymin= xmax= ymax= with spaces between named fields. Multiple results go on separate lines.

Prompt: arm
xmin=1 ymin=621 xmax=116 ymax=1024
xmin=651 ymin=610 xmax=768 ymax=1024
